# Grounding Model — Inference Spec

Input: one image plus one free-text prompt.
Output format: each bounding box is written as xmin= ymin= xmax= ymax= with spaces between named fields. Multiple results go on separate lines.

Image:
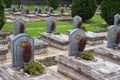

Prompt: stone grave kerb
xmin=73 ymin=16 xmax=82 ymax=29
xmin=14 ymin=18 xmax=26 ymax=36
xmin=68 ymin=29 xmax=85 ymax=56
xmin=46 ymin=16 xmax=56 ymax=33
xmin=11 ymin=33 xmax=34 ymax=67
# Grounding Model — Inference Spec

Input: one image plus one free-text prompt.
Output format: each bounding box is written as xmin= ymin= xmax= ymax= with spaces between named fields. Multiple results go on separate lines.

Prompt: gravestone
xmin=60 ymin=7 xmax=64 ymax=14
xmin=69 ymin=29 xmax=85 ymax=56
xmin=44 ymin=6 xmax=48 ymax=12
xmin=49 ymin=7 xmax=54 ymax=14
xmin=107 ymin=14 xmax=120 ymax=48
xmin=46 ymin=16 xmax=56 ymax=33
xmin=19 ymin=5 xmax=23 ymax=9
xmin=24 ymin=8 xmax=29 ymax=14
xmin=11 ymin=4 xmax=16 ymax=12
xmin=37 ymin=8 xmax=42 ymax=14
xmin=34 ymin=7 xmax=38 ymax=12
xmin=73 ymin=16 xmax=82 ymax=29
xmin=14 ymin=18 xmax=26 ymax=36
xmin=11 ymin=34 xmax=34 ymax=67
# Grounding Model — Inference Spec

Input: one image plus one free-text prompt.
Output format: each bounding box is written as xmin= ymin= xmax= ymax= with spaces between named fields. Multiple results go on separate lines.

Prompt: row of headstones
xmin=11 ymin=4 xmax=64 ymax=14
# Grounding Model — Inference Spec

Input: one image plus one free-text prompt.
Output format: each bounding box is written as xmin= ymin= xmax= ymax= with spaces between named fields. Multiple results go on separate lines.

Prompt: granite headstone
xmin=73 ymin=16 xmax=82 ymax=29
xmin=14 ymin=18 xmax=26 ymax=36
xmin=69 ymin=29 xmax=85 ymax=56
xmin=11 ymin=34 xmax=34 ymax=67
xmin=46 ymin=16 xmax=56 ymax=33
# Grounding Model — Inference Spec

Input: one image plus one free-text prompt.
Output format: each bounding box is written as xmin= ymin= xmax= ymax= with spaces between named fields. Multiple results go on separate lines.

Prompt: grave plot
xmin=0 ymin=33 xmax=65 ymax=80
xmin=0 ymin=45 xmax=8 ymax=60
xmin=39 ymin=16 xmax=69 ymax=50
xmin=94 ymin=14 xmax=120 ymax=64
xmin=6 ymin=18 xmax=49 ymax=55
xmin=56 ymin=29 xmax=120 ymax=80
xmin=67 ymin=16 xmax=106 ymax=45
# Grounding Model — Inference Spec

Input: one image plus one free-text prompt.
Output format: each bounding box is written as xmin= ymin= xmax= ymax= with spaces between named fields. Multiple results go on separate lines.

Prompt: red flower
xmin=77 ymin=21 xmax=82 ymax=28
xmin=19 ymin=23 xmax=25 ymax=33
xmin=78 ymin=38 xmax=87 ymax=52
xmin=115 ymin=31 xmax=120 ymax=44
xmin=51 ymin=21 xmax=55 ymax=31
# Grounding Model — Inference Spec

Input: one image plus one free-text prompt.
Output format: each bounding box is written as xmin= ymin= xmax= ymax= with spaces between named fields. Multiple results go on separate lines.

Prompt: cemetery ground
xmin=3 ymin=14 xmax=107 ymax=37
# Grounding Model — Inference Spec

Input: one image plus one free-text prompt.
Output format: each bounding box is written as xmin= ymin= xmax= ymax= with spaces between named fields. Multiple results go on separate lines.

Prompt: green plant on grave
xmin=24 ymin=62 xmax=45 ymax=75
xmin=101 ymin=0 xmax=120 ymax=25
xmin=80 ymin=52 xmax=94 ymax=60
xmin=72 ymin=0 xmax=97 ymax=21
xmin=0 ymin=0 xmax=6 ymax=30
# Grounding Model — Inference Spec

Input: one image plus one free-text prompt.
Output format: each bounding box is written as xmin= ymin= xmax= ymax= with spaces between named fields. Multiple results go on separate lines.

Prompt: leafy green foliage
xmin=4 ymin=0 xmax=13 ymax=8
xmin=0 ymin=0 xmax=5 ymax=30
xmin=72 ymin=0 xmax=97 ymax=21
xmin=49 ymin=0 xmax=60 ymax=9
xmin=24 ymin=62 xmax=45 ymax=75
xmin=101 ymin=0 xmax=120 ymax=25
xmin=80 ymin=52 xmax=94 ymax=60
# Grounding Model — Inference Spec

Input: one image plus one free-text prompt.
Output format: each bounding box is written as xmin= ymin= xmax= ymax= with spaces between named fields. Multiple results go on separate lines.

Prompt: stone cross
xmin=11 ymin=34 xmax=34 ymax=67
xmin=69 ymin=29 xmax=85 ymax=56
xmin=46 ymin=16 xmax=56 ymax=33
xmin=107 ymin=14 xmax=120 ymax=48
xmin=14 ymin=18 xmax=26 ymax=36
xmin=73 ymin=16 xmax=82 ymax=29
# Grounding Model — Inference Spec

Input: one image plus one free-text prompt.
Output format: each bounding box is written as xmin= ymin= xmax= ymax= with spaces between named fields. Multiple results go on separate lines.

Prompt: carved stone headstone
xmin=49 ymin=7 xmax=54 ymax=14
xmin=44 ymin=6 xmax=48 ymax=12
xmin=69 ymin=29 xmax=85 ymax=56
xmin=14 ymin=19 xmax=26 ymax=36
xmin=11 ymin=4 xmax=15 ymax=12
xmin=34 ymin=7 xmax=38 ymax=12
xmin=107 ymin=14 xmax=120 ymax=48
xmin=19 ymin=5 xmax=23 ymax=9
xmin=73 ymin=16 xmax=82 ymax=29
xmin=24 ymin=8 xmax=29 ymax=14
xmin=60 ymin=7 xmax=64 ymax=14
xmin=11 ymin=34 xmax=34 ymax=67
xmin=37 ymin=8 xmax=42 ymax=14
xmin=46 ymin=16 xmax=56 ymax=33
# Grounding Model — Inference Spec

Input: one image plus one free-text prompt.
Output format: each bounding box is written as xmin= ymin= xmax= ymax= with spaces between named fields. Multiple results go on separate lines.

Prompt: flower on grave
xmin=50 ymin=21 xmax=55 ymax=31
xmin=19 ymin=23 xmax=25 ymax=33
xmin=77 ymin=20 xmax=82 ymax=29
xmin=115 ymin=31 xmax=120 ymax=48
xmin=117 ymin=18 xmax=120 ymax=25
xmin=23 ymin=42 xmax=32 ymax=63
xmin=78 ymin=37 xmax=87 ymax=52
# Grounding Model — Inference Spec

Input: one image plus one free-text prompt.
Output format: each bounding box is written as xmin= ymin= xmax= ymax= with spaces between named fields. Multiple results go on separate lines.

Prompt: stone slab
xmin=56 ymin=55 xmax=120 ymax=80
xmin=0 ymin=64 xmax=66 ymax=80
xmin=40 ymin=32 xmax=69 ymax=45
xmin=94 ymin=46 xmax=120 ymax=61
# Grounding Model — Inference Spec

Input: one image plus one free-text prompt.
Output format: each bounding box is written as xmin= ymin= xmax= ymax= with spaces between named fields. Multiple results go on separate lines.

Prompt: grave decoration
xmin=67 ymin=15 xmax=106 ymax=45
xmin=6 ymin=18 xmax=49 ymax=55
xmin=95 ymin=14 xmax=120 ymax=62
xmin=39 ymin=16 xmax=69 ymax=50
xmin=56 ymin=29 xmax=120 ymax=80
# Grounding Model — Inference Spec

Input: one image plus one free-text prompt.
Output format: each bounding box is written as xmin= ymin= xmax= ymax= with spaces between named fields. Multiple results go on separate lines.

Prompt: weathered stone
xmin=0 ymin=45 xmax=8 ymax=60
xmin=69 ymin=29 xmax=85 ymax=56
xmin=56 ymin=55 xmax=120 ymax=80
xmin=39 ymin=32 xmax=69 ymax=50
xmin=14 ymin=18 xmax=26 ymax=36
xmin=73 ymin=16 xmax=82 ymax=29
xmin=0 ymin=65 xmax=65 ymax=80
xmin=11 ymin=34 xmax=34 ymax=67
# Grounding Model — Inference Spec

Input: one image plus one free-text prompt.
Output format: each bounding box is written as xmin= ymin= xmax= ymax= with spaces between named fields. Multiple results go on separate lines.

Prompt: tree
xmin=101 ymin=0 xmax=120 ymax=25
xmin=72 ymin=0 xmax=97 ymax=21
xmin=4 ymin=0 xmax=13 ymax=8
xmin=49 ymin=0 xmax=60 ymax=9
xmin=0 ymin=0 xmax=5 ymax=30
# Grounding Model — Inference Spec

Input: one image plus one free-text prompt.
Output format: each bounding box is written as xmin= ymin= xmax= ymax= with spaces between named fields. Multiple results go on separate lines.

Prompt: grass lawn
xmin=3 ymin=14 xmax=107 ymax=37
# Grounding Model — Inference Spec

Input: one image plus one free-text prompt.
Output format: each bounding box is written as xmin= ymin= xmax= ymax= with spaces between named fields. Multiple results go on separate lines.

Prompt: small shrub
xmin=80 ymin=52 xmax=94 ymax=60
xmin=101 ymin=0 xmax=120 ymax=25
xmin=48 ymin=0 xmax=60 ymax=9
xmin=4 ymin=0 xmax=13 ymax=8
xmin=72 ymin=0 xmax=97 ymax=21
xmin=24 ymin=62 xmax=45 ymax=75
